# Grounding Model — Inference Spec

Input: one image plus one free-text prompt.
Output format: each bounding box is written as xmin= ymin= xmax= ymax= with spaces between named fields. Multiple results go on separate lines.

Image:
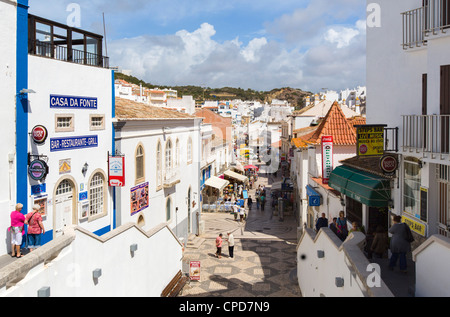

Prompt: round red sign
xmin=31 ymin=125 xmax=48 ymax=144
xmin=380 ymin=155 xmax=398 ymax=174
xmin=359 ymin=144 xmax=368 ymax=154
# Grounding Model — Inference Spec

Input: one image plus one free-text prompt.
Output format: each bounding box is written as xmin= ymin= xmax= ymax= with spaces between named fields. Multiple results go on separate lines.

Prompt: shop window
xmin=346 ymin=197 xmax=363 ymax=226
xmin=55 ymin=114 xmax=74 ymax=132
xmin=403 ymin=161 xmax=421 ymax=216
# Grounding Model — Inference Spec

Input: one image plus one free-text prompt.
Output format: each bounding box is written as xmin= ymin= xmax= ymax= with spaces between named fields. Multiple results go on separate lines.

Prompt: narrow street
xmin=180 ymin=167 xmax=302 ymax=297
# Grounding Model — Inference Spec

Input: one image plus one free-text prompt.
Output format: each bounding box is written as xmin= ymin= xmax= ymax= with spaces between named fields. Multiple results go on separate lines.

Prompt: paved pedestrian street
xmin=180 ymin=172 xmax=302 ymax=297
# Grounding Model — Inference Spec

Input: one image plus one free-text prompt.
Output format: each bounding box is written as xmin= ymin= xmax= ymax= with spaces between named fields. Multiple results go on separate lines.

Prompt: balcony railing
xmin=402 ymin=114 xmax=450 ymax=157
xmin=29 ymin=40 xmax=109 ymax=68
xmin=163 ymin=168 xmax=180 ymax=188
xmin=402 ymin=0 xmax=450 ymax=49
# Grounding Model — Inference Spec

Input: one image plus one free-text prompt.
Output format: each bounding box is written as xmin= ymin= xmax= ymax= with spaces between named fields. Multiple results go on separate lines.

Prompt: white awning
xmin=205 ymin=176 xmax=230 ymax=191
xmin=224 ymin=170 xmax=248 ymax=183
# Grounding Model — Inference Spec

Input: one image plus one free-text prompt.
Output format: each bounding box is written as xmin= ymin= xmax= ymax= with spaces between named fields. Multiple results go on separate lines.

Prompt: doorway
xmin=54 ymin=178 xmax=76 ymax=238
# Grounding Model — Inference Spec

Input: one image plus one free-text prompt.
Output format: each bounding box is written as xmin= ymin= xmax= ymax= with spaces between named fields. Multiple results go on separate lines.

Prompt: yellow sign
xmin=402 ymin=215 xmax=426 ymax=236
xmin=357 ymin=126 xmax=385 ymax=156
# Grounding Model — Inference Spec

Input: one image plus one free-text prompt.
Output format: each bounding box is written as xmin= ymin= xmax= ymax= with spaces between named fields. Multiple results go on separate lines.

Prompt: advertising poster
xmin=321 ymin=135 xmax=333 ymax=184
xmin=190 ymin=261 xmax=201 ymax=281
xmin=130 ymin=182 xmax=149 ymax=215
xmin=356 ymin=125 xmax=385 ymax=156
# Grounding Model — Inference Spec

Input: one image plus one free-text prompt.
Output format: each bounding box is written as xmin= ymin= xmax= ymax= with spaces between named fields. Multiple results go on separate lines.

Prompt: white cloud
xmin=324 ymin=27 xmax=359 ymax=48
xmin=240 ymin=38 xmax=268 ymax=62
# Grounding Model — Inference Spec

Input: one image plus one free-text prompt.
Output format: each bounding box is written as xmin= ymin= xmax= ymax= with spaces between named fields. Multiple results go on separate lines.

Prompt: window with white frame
xmin=89 ymin=172 xmax=106 ymax=218
xmin=176 ymin=138 xmax=180 ymax=168
xmin=187 ymin=137 xmax=193 ymax=164
xmin=156 ymin=140 xmax=162 ymax=188
xmin=403 ymin=160 xmax=421 ymax=216
xmin=165 ymin=139 xmax=173 ymax=172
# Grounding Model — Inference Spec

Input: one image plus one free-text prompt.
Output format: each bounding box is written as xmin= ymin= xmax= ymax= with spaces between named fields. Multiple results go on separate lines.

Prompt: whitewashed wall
xmin=27 ymin=56 xmax=113 ymax=237
xmin=0 ymin=224 xmax=183 ymax=297
xmin=114 ymin=119 xmax=201 ymax=244
xmin=297 ymin=228 xmax=393 ymax=297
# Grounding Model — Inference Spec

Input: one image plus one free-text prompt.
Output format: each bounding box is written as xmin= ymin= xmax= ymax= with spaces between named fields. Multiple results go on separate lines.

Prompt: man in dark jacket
xmin=388 ymin=215 xmax=411 ymax=273
xmin=315 ymin=213 xmax=329 ymax=232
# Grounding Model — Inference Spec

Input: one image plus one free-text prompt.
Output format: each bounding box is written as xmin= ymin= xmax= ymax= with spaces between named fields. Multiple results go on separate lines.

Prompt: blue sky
xmin=29 ymin=0 xmax=367 ymax=92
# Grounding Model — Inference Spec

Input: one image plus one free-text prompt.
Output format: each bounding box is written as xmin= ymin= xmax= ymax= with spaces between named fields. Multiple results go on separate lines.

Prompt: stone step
xmin=186 ymin=234 xmax=205 ymax=249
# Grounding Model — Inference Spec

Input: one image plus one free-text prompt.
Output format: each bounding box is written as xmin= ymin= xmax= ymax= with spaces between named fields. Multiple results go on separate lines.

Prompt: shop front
xmin=329 ymin=164 xmax=392 ymax=233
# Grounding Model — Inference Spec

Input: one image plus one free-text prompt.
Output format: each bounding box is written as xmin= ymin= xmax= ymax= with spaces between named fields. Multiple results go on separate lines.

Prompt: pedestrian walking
xmin=25 ymin=204 xmax=45 ymax=252
xmin=215 ymin=233 xmax=223 ymax=259
xmin=336 ymin=211 xmax=348 ymax=241
xmin=226 ymin=232 xmax=235 ymax=258
xmin=315 ymin=213 xmax=328 ymax=232
xmin=388 ymin=215 xmax=411 ymax=273
xmin=370 ymin=225 xmax=389 ymax=259
xmin=247 ymin=195 xmax=253 ymax=210
xmin=239 ymin=206 xmax=245 ymax=222
xmin=260 ymin=194 xmax=266 ymax=211
xmin=256 ymin=194 xmax=260 ymax=209
xmin=9 ymin=203 xmax=25 ymax=258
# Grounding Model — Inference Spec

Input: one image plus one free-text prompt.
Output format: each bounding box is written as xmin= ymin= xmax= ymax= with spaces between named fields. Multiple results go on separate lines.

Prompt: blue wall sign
xmin=50 ymin=135 xmax=98 ymax=152
xmin=31 ymin=183 xmax=46 ymax=195
xmin=79 ymin=191 xmax=88 ymax=201
xmin=306 ymin=185 xmax=321 ymax=207
xmin=50 ymin=95 xmax=98 ymax=109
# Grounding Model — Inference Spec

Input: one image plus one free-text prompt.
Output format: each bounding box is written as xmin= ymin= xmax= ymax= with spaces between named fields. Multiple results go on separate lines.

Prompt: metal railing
xmin=402 ymin=114 xmax=450 ymax=156
xmin=402 ymin=6 xmax=426 ymax=49
xmin=29 ymin=40 xmax=109 ymax=68
xmin=402 ymin=0 xmax=450 ymax=49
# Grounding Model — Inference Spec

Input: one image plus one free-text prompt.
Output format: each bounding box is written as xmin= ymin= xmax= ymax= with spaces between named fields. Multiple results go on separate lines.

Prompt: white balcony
xmin=402 ymin=114 xmax=450 ymax=159
xmin=163 ymin=168 xmax=180 ymax=188
xmin=402 ymin=0 xmax=450 ymax=50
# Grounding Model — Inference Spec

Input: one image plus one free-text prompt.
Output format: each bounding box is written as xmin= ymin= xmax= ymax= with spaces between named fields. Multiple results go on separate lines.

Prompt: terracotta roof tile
xmin=298 ymin=102 xmax=357 ymax=145
xmin=114 ymin=97 xmax=195 ymax=120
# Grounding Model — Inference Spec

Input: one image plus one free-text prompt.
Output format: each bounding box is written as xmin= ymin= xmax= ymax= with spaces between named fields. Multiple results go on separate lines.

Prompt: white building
xmin=113 ymin=98 xmax=202 ymax=242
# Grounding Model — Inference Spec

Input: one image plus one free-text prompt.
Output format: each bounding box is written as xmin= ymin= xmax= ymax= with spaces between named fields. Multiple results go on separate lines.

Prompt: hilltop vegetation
xmin=114 ymin=72 xmax=311 ymax=109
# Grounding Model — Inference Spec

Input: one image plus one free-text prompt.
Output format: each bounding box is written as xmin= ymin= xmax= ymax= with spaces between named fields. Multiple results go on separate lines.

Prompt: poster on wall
xmin=130 ymin=182 xmax=149 ymax=216
xmin=321 ymin=135 xmax=333 ymax=184
xmin=33 ymin=195 xmax=48 ymax=217
xmin=356 ymin=125 xmax=386 ymax=156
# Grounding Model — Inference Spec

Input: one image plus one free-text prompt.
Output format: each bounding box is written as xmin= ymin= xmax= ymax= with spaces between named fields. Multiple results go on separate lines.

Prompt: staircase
xmin=186 ymin=234 xmax=205 ymax=249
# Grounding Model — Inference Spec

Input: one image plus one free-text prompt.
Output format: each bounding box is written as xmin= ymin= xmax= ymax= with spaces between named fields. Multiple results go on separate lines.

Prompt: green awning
xmin=329 ymin=165 xmax=391 ymax=208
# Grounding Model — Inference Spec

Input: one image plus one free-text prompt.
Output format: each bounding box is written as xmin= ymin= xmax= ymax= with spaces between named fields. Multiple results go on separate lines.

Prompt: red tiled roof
xmin=194 ymin=108 xmax=232 ymax=141
xmin=115 ymin=97 xmax=194 ymax=120
xmin=298 ymin=102 xmax=357 ymax=145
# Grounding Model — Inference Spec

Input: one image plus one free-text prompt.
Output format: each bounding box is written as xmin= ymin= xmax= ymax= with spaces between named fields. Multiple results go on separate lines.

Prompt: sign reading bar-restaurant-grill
xmin=355 ymin=124 xmax=387 ymax=156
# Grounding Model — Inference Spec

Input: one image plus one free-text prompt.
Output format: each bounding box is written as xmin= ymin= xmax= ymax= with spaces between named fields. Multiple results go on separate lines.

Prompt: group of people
xmin=255 ymin=185 xmax=266 ymax=211
xmin=9 ymin=203 xmax=46 ymax=258
xmin=315 ymin=211 xmax=414 ymax=273
xmin=215 ymin=232 xmax=235 ymax=259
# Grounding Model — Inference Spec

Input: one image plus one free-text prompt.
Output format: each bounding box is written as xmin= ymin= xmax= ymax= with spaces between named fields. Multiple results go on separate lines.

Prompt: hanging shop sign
xmin=380 ymin=154 xmax=398 ymax=175
xmin=356 ymin=125 xmax=386 ymax=156
xmin=321 ymin=135 xmax=333 ymax=184
xmin=28 ymin=159 xmax=49 ymax=181
xmin=108 ymin=155 xmax=125 ymax=187
xmin=50 ymin=94 xmax=98 ymax=109
xmin=31 ymin=125 xmax=48 ymax=144
xmin=50 ymin=135 xmax=98 ymax=152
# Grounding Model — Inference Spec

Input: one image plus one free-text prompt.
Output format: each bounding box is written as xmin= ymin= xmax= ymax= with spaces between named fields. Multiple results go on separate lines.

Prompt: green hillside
xmin=114 ymin=72 xmax=311 ymax=108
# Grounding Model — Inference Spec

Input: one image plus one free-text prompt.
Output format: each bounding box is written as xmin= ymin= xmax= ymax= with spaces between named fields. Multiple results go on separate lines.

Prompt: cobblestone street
xmin=180 ymin=169 xmax=302 ymax=297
